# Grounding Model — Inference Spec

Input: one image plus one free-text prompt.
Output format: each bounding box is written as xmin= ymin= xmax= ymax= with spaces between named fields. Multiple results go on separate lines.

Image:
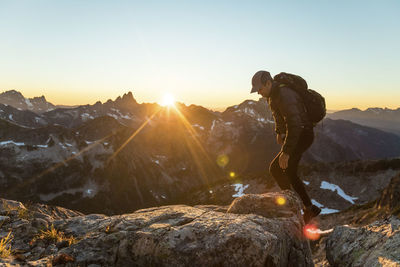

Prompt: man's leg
xmin=286 ymin=154 xmax=312 ymax=207
xmin=269 ymin=152 xmax=291 ymax=190
xmin=286 ymin=129 xmax=314 ymax=207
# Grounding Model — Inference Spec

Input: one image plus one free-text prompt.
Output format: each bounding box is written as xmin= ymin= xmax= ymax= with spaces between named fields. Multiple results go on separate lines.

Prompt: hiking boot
xmin=303 ymin=205 xmax=321 ymax=224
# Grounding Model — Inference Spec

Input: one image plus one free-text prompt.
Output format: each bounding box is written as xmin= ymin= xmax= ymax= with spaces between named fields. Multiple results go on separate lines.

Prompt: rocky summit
xmin=0 ymin=191 xmax=313 ymax=267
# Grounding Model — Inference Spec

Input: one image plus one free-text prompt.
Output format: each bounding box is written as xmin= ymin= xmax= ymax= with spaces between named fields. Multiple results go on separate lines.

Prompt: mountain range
xmin=327 ymin=107 xmax=400 ymax=136
xmin=1 ymin=90 xmax=400 ymax=215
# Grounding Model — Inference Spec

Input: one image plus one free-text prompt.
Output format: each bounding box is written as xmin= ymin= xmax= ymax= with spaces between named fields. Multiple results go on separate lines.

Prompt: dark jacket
xmin=268 ymin=82 xmax=312 ymax=156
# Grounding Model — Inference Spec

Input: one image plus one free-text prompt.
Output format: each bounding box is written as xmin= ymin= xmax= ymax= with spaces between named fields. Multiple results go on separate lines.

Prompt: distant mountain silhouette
xmin=327 ymin=107 xmax=400 ymax=136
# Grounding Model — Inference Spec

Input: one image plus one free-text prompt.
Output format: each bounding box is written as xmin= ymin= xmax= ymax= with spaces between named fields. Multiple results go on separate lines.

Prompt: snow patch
xmin=232 ymin=183 xmax=249 ymax=197
xmin=106 ymin=113 xmax=119 ymax=120
xmin=0 ymin=140 xmax=25 ymax=146
xmin=320 ymin=181 xmax=358 ymax=204
xmin=311 ymin=199 xmax=339 ymax=214
xmin=321 ymin=208 xmax=340 ymax=214
xmin=311 ymin=199 xmax=324 ymax=208
xmin=210 ymin=120 xmax=217 ymax=131
xmin=25 ymin=98 xmax=33 ymax=108
xmin=81 ymin=113 xmax=94 ymax=121
xmin=243 ymin=107 xmax=256 ymax=117
xmin=59 ymin=143 xmax=67 ymax=149
xmin=110 ymin=108 xmax=132 ymax=120
xmin=303 ymin=180 xmax=310 ymax=185
xmin=192 ymin=124 xmax=205 ymax=130
xmin=36 ymin=144 xmax=48 ymax=148
xmin=120 ymin=114 xmax=132 ymax=120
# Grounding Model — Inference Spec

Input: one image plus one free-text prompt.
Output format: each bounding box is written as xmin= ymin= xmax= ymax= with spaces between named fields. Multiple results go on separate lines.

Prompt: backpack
xmin=273 ymin=72 xmax=326 ymax=124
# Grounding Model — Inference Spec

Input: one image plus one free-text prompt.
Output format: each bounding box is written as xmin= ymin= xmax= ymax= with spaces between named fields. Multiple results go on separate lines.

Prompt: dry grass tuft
xmin=0 ymin=232 xmax=13 ymax=258
xmin=31 ymin=225 xmax=77 ymax=246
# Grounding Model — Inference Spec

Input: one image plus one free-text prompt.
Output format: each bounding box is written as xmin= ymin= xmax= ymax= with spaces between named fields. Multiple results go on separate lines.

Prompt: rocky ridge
xmin=0 ymin=191 xmax=313 ymax=266
xmin=0 ymin=90 xmax=57 ymax=114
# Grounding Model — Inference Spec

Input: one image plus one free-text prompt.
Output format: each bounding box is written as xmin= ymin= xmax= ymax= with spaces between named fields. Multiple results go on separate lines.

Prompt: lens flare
xmin=275 ymin=196 xmax=286 ymax=206
xmin=229 ymin=171 xmax=235 ymax=178
xmin=217 ymin=154 xmax=229 ymax=167
xmin=171 ymin=105 xmax=216 ymax=186
xmin=303 ymin=224 xmax=321 ymax=240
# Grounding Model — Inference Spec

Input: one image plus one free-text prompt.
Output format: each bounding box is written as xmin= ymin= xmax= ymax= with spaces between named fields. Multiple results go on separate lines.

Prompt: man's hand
xmin=276 ymin=134 xmax=285 ymax=145
xmin=279 ymin=152 xmax=290 ymax=169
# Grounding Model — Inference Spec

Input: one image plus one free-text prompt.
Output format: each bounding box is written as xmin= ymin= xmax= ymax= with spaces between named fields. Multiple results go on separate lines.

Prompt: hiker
xmin=250 ymin=70 xmax=322 ymax=223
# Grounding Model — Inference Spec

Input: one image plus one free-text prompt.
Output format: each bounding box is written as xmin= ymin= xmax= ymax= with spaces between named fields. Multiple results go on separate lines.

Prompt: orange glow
xmin=107 ymin=108 xmax=161 ymax=162
xmin=275 ymin=196 xmax=286 ymax=206
xmin=303 ymin=224 xmax=321 ymax=240
xmin=171 ymin=105 xmax=215 ymax=186
xmin=160 ymin=93 xmax=175 ymax=107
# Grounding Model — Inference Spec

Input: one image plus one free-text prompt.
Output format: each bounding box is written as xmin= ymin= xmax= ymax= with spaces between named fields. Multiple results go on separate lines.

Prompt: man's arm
xmin=268 ymin=98 xmax=287 ymax=135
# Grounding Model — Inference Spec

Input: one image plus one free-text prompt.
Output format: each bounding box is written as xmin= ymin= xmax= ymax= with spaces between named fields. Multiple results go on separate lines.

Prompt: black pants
xmin=269 ymin=128 xmax=314 ymax=207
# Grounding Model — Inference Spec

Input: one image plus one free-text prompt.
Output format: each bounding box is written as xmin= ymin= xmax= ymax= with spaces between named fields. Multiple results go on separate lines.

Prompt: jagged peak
xmin=114 ymin=91 xmax=138 ymax=106
xmin=0 ymin=89 xmax=25 ymax=99
xmin=365 ymin=107 xmax=383 ymax=112
xmin=122 ymin=91 xmax=137 ymax=103
xmin=30 ymin=95 xmax=47 ymax=102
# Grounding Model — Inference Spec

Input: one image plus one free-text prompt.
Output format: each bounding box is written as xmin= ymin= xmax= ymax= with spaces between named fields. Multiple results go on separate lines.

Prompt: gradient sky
xmin=0 ymin=0 xmax=399 ymax=110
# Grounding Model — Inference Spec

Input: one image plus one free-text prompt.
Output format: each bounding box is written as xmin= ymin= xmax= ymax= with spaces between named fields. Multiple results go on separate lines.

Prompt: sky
xmin=0 ymin=0 xmax=399 ymax=111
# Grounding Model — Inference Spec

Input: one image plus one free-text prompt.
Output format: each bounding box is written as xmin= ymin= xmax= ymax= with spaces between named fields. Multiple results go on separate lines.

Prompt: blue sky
xmin=0 ymin=0 xmax=399 ymax=110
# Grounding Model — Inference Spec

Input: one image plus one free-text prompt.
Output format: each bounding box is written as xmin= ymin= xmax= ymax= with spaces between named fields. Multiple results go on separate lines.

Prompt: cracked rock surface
xmin=0 ymin=191 xmax=312 ymax=266
xmin=326 ymin=216 xmax=400 ymax=266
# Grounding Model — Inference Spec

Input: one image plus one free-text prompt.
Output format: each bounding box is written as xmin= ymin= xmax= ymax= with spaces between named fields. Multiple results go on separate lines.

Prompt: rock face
xmin=326 ymin=216 xmax=400 ymax=266
xmin=0 ymin=192 xmax=313 ymax=266
xmin=376 ymin=173 xmax=400 ymax=212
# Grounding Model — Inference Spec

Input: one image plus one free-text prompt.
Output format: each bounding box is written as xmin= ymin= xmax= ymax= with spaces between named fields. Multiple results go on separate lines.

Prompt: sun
xmin=160 ymin=93 xmax=175 ymax=107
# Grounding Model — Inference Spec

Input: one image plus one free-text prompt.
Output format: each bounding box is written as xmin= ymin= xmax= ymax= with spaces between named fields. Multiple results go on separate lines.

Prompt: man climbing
xmin=250 ymin=70 xmax=322 ymax=223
